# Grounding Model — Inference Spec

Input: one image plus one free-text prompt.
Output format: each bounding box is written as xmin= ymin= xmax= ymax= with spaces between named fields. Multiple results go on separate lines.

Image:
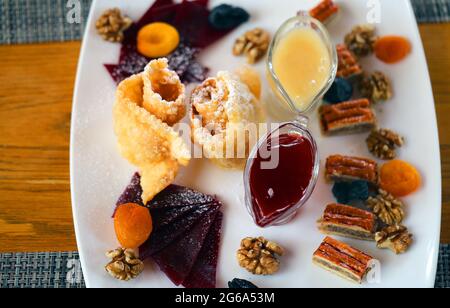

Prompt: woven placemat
xmin=0 ymin=0 xmax=449 ymax=44
xmin=0 ymin=245 xmax=449 ymax=288
xmin=0 ymin=252 xmax=85 ymax=288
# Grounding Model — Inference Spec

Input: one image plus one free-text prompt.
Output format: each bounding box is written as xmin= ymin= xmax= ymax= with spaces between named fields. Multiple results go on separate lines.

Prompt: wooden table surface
xmin=0 ymin=24 xmax=449 ymax=253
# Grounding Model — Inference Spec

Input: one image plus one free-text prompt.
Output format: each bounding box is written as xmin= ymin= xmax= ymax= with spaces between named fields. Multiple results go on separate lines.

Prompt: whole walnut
xmin=237 ymin=237 xmax=284 ymax=275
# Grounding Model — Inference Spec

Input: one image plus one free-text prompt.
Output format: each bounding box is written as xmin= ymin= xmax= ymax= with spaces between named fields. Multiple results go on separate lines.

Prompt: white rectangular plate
xmin=71 ymin=0 xmax=441 ymax=288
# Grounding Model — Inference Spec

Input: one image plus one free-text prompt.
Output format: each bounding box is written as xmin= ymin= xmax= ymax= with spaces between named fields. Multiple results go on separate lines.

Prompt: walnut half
xmin=375 ymin=225 xmax=413 ymax=254
xmin=366 ymin=128 xmax=404 ymax=160
xmin=233 ymin=28 xmax=270 ymax=64
xmin=95 ymin=8 xmax=132 ymax=43
xmin=237 ymin=237 xmax=284 ymax=275
xmin=105 ymin=248 xmax=144 ymax=281
xmin=367 ymin=189 xmax=405 ymax=225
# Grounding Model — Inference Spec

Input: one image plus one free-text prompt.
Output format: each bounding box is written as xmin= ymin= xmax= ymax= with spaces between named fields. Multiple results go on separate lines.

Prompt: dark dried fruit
xmin=332 ymin=181 xmax=370 ymax=204
xmin=228 ymin=278 xmax=259 ymax=289
xmin=209 ymin=4 xmax=250 ymax=30
xmin=324 ymin=77 xmax=353 ymax=104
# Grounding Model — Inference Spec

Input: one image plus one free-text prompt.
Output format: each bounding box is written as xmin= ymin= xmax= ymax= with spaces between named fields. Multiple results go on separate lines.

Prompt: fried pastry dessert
xmin=326 ymin=155 xmax=378 ymax=184
xmin=113 ymin=61 xmax=190 ymax=204
xmin=320 ymin=99 xmax=377 ymax=135
xmin=336 ymin=44 xmax=363 ymax=78
xmin=190 ymin=70 xmax=263 ymax=169
xmin=318 ymin=204 xmax=376 ymax=241
xmin=142 ymin=58 xmax=186 ymax=126
xmin=313 ymin=237 xmax=373 ymax=284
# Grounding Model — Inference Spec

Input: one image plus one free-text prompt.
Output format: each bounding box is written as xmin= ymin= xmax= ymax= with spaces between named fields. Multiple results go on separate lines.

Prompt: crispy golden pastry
xmin=190 ymin=71 xmax=264 ymax=169
xmin=113 ymin=63 xmax=190 ymax=204
xmin=142 ymin=58 xmax=186 ymax=126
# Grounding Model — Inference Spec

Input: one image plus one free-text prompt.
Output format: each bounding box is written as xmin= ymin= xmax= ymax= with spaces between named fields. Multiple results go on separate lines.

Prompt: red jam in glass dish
xmin=244 ymin=123 xmax=319 ymax=227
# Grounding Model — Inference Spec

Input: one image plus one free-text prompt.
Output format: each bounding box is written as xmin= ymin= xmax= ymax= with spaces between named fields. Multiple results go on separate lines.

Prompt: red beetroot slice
xmin=140 ymin=203 xmax=219 ymax=260
xmin=151 ymin=204 xmax=201 ymax=231
xmin=183 ymin=211 xmax=223 ymax=288
xmin=114 ymin=173 xmax=216 ymax=211
xmin=152 ymin=206 xmax=220 ymax=286
xmin=149 ymin=185 xmax=216 ymax=210
xmin=136 ymin=0 xmax=181 ymax=30
xmin=105 ymin=49 xmax=149 ymax=85
xmin=115 ymin=173 xmax=143 ymax=207
xmin=172 ymin=0 xmax=235 ymax=49
xmin=182 ymin=60 xmax=210 ymax=83
xmin=166 ymin=43 xmax=199 ymax=77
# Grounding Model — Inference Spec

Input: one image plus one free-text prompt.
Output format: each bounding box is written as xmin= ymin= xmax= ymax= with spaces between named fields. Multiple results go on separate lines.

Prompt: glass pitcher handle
xmin=294 ymin=114 xmax=309 ymax=128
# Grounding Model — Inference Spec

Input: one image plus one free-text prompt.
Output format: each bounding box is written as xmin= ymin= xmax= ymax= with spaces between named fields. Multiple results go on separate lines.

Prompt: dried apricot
xmin=137 ymin=22 xmax=180 ymax=58
xmin=380 ymin=160 xmax=421 ymax=197
xmin=114 ymin=203 xmax=153 ymax=248
xmin=374 ymin=36 xmax=411 ymax=64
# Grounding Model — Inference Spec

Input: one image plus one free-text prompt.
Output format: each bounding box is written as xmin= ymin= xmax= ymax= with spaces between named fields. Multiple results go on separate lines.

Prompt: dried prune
xmin=209 ymin=4 xmax=250 ymax=30
xmin=332 ymin=181 xmax=370 ymax=204
xmin=324 ymin=77 xmax=353 ymax=104
xmin=228 ymin=278 xmax=259 ymax=289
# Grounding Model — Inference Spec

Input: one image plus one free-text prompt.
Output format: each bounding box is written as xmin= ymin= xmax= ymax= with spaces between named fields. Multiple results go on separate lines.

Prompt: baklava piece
xmin=313 ymin=237 xmax=373 ymax=284
xmin=318 ymin=204 xmax=377 ymax=241
xmin=309 ymin=0 xmax=340 ymax=24
xmin=325 ymin=155 xmax=378 ymax=184
xmin=320 ymin=99 xmax=377 ymax=135
xmin=336 ymin=44 xmax=363 ymax=79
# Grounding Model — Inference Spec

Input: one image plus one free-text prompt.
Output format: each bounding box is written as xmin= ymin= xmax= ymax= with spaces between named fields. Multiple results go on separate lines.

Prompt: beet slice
xmin=151 ymin=204 xmax=200 ymax=231
xmin=114 ymin=173 xmax=217 ymax=212
xmin=149 ymin=185 xmax=216 ymax=210
xmin=172 ymin=0 xmax=231 ymax=49
xmin=115 ymin=173 xmax=143 ymax=206
xmin=104 ymin=49 xmax=149 ymax=85
xmin=135 ymin=0 xmax=179 ymax=29
xmin=152 ymin=205 xmax=220 ymax=286
xmin=140 ymin=203 xmax=219 ymax=260
xmin=182 ymin=211 xmax=223 ymax=288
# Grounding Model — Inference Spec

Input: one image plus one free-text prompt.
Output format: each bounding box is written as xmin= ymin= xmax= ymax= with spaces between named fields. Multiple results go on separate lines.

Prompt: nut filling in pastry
xmin=318 ymin=204 xmax=377 ymax=241
xmin=190 ymin=71 xmax=263 ymax=169
xmin=113 ymin=59 xmax=190 ymax=204
xmin=313 ymin=237 xmax=373 ymax=284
